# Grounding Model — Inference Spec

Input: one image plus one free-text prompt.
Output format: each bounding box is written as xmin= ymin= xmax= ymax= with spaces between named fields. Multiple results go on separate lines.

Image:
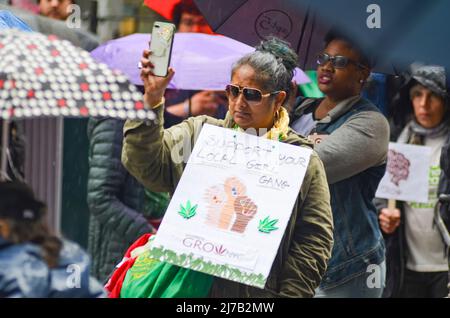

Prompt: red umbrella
xmin=144 ymin=0 xmax=181 ymax=20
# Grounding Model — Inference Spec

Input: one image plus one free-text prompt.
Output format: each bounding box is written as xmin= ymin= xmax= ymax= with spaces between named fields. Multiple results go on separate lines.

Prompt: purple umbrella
xmin=91 ymin=33 xmax=310 ymax=91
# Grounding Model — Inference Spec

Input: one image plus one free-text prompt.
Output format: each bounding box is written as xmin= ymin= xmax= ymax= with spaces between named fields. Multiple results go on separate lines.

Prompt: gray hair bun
xmin=256 ymin=37 xmax=298 ymax=74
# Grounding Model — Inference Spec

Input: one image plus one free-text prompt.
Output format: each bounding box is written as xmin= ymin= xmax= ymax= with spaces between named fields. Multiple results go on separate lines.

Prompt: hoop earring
xmin=274 ymin=109 xmax=280 ymax=123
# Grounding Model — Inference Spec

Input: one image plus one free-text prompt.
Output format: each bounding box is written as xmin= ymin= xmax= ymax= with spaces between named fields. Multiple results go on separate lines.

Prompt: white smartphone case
xmin=149 ymin=22 xmax=176 ymax=77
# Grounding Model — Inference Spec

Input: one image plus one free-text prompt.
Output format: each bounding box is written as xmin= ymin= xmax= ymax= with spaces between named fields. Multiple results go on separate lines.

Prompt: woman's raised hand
xmin=140 ymin=49 xmax=175 ymax=108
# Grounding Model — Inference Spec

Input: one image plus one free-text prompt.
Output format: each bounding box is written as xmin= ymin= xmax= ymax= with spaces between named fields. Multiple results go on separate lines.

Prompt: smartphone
xmin=149 ymin=21 xmax=176 ymax=77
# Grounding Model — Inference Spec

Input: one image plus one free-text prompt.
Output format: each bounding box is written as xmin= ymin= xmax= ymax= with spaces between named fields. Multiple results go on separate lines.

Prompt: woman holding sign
xmin=377 ymin=64 xmax=449 ymax=298
xmin=290 ymin=31 xmax=390 ymax=297
xmin=122 ymin=37 xmax=334 ymax=297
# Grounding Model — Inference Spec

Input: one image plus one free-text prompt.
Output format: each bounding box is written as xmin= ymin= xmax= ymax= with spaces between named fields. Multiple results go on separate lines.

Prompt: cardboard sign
xmin=150 ymin=124 xmax=312 ymax=288
xmin=375 ymin=142 xmax=432 ymax=203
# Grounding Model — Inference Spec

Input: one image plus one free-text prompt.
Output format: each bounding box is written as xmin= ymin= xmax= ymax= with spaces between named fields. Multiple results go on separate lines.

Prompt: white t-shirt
xmin=403 ymin=133 xmax=449 ymax=272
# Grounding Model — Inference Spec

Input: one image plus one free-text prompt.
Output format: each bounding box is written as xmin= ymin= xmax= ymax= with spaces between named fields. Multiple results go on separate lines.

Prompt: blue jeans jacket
xmin=0 ymin=237 xmax=105 ymax=298
xmin=315 ymin=99 xmax=386 ymax=290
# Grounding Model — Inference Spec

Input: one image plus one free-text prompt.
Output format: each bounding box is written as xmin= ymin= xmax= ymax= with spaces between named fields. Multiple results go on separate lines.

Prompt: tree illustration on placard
xmin=387 ymin=149 xmax=411 ymax=186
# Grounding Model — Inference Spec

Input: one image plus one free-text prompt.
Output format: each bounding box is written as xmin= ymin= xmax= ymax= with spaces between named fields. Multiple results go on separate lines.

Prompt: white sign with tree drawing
xmin=149 ymin=124 xmax=312 ymax=288
xmin=375 ymin=142 xmax=432 ymax=203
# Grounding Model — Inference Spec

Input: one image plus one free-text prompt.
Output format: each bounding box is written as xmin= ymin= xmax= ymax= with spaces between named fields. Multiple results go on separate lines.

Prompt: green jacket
xmin=122 ymin=106 xmax=334 ymax=298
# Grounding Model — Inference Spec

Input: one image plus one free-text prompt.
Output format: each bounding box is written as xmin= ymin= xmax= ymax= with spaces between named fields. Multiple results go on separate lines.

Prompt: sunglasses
xmin=225 ymin=84 xmax=280 ymax=104
xmin=317 ymin=53 xmax=367 ymax=69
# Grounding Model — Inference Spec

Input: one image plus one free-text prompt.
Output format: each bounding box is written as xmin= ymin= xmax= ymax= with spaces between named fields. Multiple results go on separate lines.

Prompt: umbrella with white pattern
xmin=0 ymin=29 xmax=154 ymax=179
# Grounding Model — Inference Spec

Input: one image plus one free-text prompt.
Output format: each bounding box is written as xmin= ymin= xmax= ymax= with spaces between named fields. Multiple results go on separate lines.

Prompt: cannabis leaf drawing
xmin=214 ymin=245 xmax=227 ymax=256
xmin=178 ymin=200 xmax=198 ymax=219
xmin=258 ymin=216 xmax=279 ymax=234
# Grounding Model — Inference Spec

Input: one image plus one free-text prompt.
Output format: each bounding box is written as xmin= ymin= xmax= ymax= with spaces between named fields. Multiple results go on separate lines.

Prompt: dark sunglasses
xmin=225 ymin=84 xmax=280 ymax=103
xmin=317 ymin=53 xmax=368 ymax=69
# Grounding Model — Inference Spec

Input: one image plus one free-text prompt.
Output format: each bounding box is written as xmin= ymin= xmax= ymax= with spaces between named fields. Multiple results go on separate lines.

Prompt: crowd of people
xmin=0 ymin=0 xmax=448 ymax=298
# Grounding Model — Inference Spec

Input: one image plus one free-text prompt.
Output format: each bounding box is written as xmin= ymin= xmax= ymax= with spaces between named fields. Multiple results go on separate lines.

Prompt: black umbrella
xmin=194 ymin=0 xmax=329 ymax=71
xmin=294 ymin=0 xmax=450 ymax=72
xmin=195 ymin=0 xmax=450 ymax=73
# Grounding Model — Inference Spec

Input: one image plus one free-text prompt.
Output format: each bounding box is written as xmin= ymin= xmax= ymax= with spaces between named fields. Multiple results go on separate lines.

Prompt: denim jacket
xmin=291 ymin=97 xmax=387 ymax=289
xmin=0 ymin=237 xmax=106 ymax=298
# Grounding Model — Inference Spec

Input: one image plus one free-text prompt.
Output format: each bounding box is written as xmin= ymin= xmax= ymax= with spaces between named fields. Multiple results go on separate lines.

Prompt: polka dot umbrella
xmin=0 ymin=29 xmax=153 ymax=121
xmin=0 ymin=29 xmax=155 ymax=179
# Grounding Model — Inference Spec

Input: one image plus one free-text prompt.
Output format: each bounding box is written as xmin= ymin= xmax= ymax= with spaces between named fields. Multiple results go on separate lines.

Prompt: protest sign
xmin=376 ymin=142 xmax=432 ymax=203
xmin=150 ymin=124 xmax=312 ymax=288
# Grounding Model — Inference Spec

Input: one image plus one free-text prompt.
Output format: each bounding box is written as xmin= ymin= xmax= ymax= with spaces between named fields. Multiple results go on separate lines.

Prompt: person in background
xmin=86 ymin=117 xmax=169 ymax=284
xmin=38 ymin=0 xmax=74 ymax=21
xmin=172 ymin=0 xmax=212 ymax=34
xmin=0 ymin=181 xmax=105 ymax=297
xmin=290 ymin=31 xmax=390 ymax=297
xmin=1 ymin=120 xmax=25 ymax=182
xmin=377 ymin=64 xmax=449 ymax=298
xmin=9 ymin=0 xmax=39 ymax=14
xmin=163 ymin=0 xmax=227 ymax=128
xmin=0 ymin=10 xmax=30 ymax=182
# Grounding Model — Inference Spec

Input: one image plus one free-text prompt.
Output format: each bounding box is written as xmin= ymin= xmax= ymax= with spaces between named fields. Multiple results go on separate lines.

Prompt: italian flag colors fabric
xmin=105 ymin=233 xmax=213 ymax=298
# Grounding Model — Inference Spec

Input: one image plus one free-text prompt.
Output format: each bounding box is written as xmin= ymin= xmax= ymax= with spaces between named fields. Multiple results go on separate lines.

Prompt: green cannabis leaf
xmin=178 ymin=200 xmax=198 ymax=219
xmin=258 ymin=216 xmax=279 ymax=234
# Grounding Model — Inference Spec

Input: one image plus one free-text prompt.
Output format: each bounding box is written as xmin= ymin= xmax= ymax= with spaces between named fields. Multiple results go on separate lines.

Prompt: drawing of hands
xmin=231 ymin=196 xmax=257 ymax=233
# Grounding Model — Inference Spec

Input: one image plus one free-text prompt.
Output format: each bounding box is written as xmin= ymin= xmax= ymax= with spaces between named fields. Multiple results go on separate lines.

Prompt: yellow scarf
xmin=232 ymin=107 xmax=290 ymax=141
